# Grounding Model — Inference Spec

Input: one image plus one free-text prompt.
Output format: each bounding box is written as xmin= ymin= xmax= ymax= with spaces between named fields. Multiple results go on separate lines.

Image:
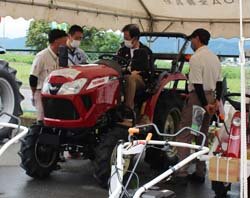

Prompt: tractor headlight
xmin=58 ymin=78 xmax=87 ymax=95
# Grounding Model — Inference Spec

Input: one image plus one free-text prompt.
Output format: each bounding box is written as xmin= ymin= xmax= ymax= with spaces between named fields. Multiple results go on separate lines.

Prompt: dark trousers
xmin=176 ymin=91 xmax=215 ymax=177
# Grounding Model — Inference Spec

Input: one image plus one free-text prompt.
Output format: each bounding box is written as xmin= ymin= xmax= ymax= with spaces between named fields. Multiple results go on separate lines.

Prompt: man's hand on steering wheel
xmin=99 ymin=54 xmax=131 ymax=74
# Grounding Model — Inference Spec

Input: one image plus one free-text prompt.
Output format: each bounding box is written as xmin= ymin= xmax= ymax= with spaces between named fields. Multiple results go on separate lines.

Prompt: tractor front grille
xmin=43 ymin=98 xmax=79 ymax=120
xmin=81 ymin=95 xmax=92 ymax=110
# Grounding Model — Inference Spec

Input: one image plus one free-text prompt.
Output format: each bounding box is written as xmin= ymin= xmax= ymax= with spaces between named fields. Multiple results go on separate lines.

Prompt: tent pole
xmin=239 ymin=0 xmax=247 ymax=197
xmin=138 ymin=0 xmax=154 ymax=32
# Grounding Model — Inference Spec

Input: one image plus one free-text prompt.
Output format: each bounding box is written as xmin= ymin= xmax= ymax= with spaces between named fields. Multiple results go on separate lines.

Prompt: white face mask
xmin=124 ymin=39 xmax=133 ymax=48
xmin=70 ymin=40 xmax=81 ymax=48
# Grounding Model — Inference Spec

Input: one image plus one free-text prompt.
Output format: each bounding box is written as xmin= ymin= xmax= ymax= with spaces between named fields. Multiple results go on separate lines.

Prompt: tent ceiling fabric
xmin=0 ymin=0 xmax=250 ymax=38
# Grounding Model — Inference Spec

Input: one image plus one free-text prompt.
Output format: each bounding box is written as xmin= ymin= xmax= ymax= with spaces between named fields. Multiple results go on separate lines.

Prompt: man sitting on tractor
xmin=117 ymin=24 xmax=152 ymax=112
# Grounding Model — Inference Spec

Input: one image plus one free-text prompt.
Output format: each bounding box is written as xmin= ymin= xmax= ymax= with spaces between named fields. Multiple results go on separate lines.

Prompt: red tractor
xmin=19 ymin=32 xmax=189 ymax=187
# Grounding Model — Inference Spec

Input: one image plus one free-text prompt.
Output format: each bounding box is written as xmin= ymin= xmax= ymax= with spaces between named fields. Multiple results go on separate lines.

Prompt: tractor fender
xmin=144 ymin=72 xmax=187 ymax=121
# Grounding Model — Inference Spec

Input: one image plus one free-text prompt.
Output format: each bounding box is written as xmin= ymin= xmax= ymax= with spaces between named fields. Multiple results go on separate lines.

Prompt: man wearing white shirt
xmin=174 ymin=28 xmax=223 ymax=185
xmin=29 ymin=29 xmax=67 ymax=121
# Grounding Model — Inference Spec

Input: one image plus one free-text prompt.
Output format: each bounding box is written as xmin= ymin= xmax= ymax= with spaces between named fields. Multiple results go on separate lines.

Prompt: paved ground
xmin=0 ymin=144 xmax=107 ymax=198
xmin=0 ymin=143 xmax=240 ymax=198
xmin=20 ymin=88 xmax=36 ymax=113
xmin=1 ymin=88 xmax=239 ymax=197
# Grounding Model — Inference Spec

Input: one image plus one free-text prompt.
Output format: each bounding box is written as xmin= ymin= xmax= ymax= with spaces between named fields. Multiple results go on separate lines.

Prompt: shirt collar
xmin=195 ymin=45 xmax=207 ymax=53
xmin=48 ymin=46 xmax=58 ymax=59
xmin=68 ymin=47 xmax=76 ymax=55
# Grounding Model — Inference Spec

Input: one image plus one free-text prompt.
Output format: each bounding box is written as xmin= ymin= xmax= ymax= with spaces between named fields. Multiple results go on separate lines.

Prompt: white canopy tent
xmin=0 ymin=0 xmax=249 ymax=38
xmin=0 ymin=0 xmax=249 ymax=197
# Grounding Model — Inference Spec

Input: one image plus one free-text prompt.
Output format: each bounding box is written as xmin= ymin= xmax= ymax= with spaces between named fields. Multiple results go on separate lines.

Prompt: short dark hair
xmin=48 ymin=29 xmax=67 ymax=44
xmin=122 ymin=24 xmax=140 ymax=40
xmin=187 ymin=28 xmax=211 ymax=45
xmin=68 ymin=25 xmax=83 ymax=35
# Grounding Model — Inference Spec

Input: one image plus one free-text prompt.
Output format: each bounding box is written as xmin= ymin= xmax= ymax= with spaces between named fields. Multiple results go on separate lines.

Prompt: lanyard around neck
xmin=48 ymin=48 xmax=59 ymax=68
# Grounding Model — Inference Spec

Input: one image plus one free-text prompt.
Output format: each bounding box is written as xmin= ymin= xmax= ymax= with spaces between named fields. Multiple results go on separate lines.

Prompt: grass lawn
xmin=20 ymin=111 xmax=36 ymax=125
xmin=21 ymin=111 xmax=36 ymax=119
xmin=0 ymin=52 xmax=34 ymax=64
xmin=9 ymin=61 xmax=244 ymax=92
xmin=2 ymin=53 xmax=247 ymax=93
xmin=1 ymin=53 xmax=247 ymax=121
xmin=1 ymin=52 xmax=247 ymax=121
xmin=156 ymin=60 xmax=245 ymax=93
xmin=9 ymin=62 xmax=31 ymax=87
xmin=227 ymin=78 xmax=240 ymax=93
xmin=0 ymin=52 xmax=33 ymax=87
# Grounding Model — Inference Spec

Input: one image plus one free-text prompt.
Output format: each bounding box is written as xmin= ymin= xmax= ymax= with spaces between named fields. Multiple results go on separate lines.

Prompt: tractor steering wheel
xmin=98 ymin=54 xmax=129 ymax=70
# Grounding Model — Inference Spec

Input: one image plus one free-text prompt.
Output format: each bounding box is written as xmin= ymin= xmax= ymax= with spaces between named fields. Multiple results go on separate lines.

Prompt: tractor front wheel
xmin=19 ymin=124 xmax=59 ymax=178
xmin=93 ymin=126 xmax=128 ymax=188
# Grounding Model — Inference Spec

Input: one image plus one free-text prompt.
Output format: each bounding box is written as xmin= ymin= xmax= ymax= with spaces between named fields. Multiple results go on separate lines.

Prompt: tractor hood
xmin=42 ymin=63 xmax=120 ymax=95
xmin=48 ymin=64 xmax=120 ymax=83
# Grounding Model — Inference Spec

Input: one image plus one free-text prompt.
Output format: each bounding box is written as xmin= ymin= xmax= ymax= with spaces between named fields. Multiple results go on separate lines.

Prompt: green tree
xmin=81 ymin=27 xmax=99 ymax=51
xmin=26 ymin=20 xmax=51 ymax=52
xmin=81 ymin=27 xmax=122 ymax=52
xmin=26 ymin=22 xmax=122 ymax=55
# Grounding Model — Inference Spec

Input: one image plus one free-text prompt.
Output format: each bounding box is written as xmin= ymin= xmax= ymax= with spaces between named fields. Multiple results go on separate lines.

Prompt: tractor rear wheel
xmin=0 ymin=60 xmax=23 ymax=140
xmin=145 ymin=91 xmax=183 ymax=169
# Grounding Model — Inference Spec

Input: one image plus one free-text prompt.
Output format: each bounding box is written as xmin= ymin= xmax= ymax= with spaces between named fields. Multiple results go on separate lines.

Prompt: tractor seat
xmin=134 ymin=88 xmax=150 ymax=106
xmin=134 ymin=70 xmax=169 ymax=104
xmin=146 ymin=71 xmax=169 ymax=94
